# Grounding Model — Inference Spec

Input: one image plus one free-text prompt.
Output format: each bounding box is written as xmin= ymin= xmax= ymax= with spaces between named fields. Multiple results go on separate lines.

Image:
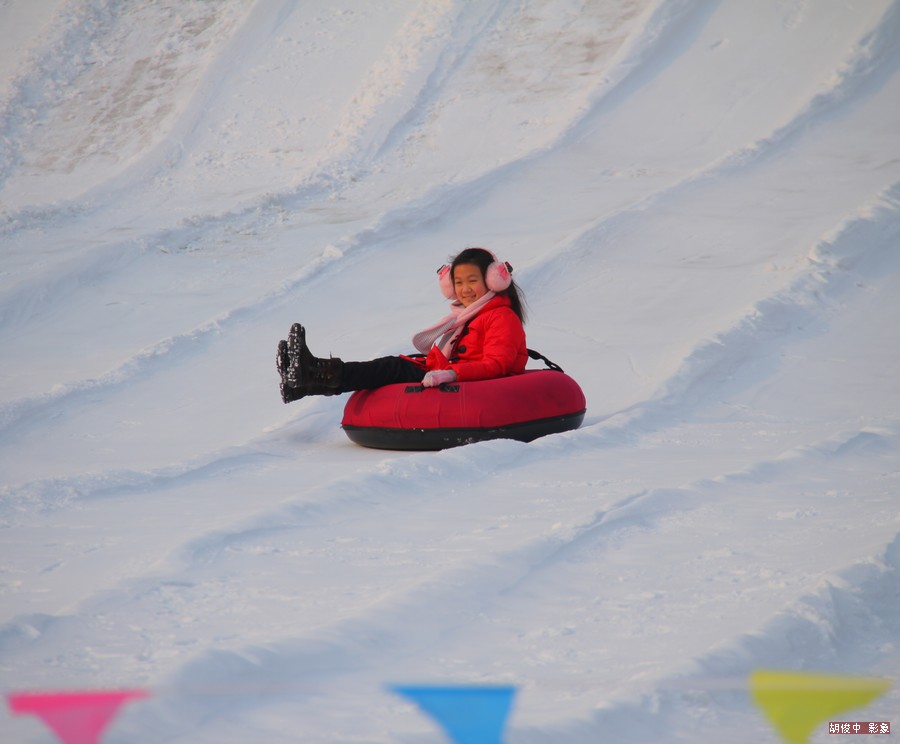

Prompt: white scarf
xmin=412 ymin=292 xmax=496 ymax=357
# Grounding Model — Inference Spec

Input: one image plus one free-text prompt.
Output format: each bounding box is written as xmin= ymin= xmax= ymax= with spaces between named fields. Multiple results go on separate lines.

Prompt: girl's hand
xmin=422 ymin=369 xmax=457 ymax=388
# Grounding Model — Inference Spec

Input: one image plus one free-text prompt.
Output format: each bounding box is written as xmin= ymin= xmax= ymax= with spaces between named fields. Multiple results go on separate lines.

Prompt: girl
xmin=277 ymin=247 xmax=527 ymax=403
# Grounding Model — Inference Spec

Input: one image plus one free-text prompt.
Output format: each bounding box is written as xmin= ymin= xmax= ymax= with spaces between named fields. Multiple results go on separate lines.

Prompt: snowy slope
xmin=1 ymin=0 xmax=899 ymax=742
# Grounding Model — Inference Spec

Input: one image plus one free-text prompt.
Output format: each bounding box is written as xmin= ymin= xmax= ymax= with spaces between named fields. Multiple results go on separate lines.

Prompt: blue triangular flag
xmin=391 ymin=685 xmax=516 ymax=744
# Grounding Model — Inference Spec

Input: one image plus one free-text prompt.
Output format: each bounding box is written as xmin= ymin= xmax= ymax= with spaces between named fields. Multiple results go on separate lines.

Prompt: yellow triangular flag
xmin=750 ymin=669 xmax=891 ymax=744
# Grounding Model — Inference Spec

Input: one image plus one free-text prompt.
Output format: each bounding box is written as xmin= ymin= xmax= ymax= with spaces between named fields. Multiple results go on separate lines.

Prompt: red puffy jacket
xmin=425 ymin=295 xmax=527 ymax=382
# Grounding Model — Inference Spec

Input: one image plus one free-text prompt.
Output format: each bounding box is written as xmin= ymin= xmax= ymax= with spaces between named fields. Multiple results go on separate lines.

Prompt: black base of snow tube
xmin=340 ymin=370 xmax=586 ymax=451
xmin=343 ymin=409 xmax=586 ymax=451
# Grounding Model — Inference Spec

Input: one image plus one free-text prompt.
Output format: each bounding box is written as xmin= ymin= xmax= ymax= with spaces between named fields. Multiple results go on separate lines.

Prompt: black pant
xmin=339 ymin=356 xmax=426 ymax=393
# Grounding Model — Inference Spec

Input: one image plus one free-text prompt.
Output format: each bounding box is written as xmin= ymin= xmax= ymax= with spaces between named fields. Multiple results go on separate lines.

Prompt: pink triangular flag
xmin=7 ymin=690 xmax=150 ymax=744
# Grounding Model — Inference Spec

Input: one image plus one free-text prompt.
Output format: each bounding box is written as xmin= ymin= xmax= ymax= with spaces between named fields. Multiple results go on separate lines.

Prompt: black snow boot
xmin=276 ymin=325 xmax=344 ymax=403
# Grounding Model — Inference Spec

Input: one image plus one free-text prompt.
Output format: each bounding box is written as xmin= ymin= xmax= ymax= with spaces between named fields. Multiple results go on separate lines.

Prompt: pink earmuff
xmin=485 ymin=258 xmax=512 ymax=291
xmin=437 ymin=264 xmax=454 ymax=299
xmin=437 ymin=250 xmax=513 ymax=299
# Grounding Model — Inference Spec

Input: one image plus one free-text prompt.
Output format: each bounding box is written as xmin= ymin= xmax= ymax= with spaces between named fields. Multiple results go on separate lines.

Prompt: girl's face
xmin=452 ymin=263 xmax=488 ymax=307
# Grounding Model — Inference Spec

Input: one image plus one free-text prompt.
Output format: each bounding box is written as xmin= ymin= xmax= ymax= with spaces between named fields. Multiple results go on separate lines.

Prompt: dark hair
xmin=450 ymin=247 xmax=527 ymax=323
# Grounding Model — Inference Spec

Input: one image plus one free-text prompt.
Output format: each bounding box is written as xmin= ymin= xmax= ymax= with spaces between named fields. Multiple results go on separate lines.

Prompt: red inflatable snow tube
xmin=341 ymin=369 xmax=586 ymax=450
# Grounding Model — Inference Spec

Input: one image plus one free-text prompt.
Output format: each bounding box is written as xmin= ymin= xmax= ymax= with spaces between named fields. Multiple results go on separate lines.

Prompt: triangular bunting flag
xmin=750 ymin=670 xmax=891 ymax=744
xmin=7 ymin=690 xmax=150 ymax=744
xmin=391 ymin=685 xmax=516 ymax=744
